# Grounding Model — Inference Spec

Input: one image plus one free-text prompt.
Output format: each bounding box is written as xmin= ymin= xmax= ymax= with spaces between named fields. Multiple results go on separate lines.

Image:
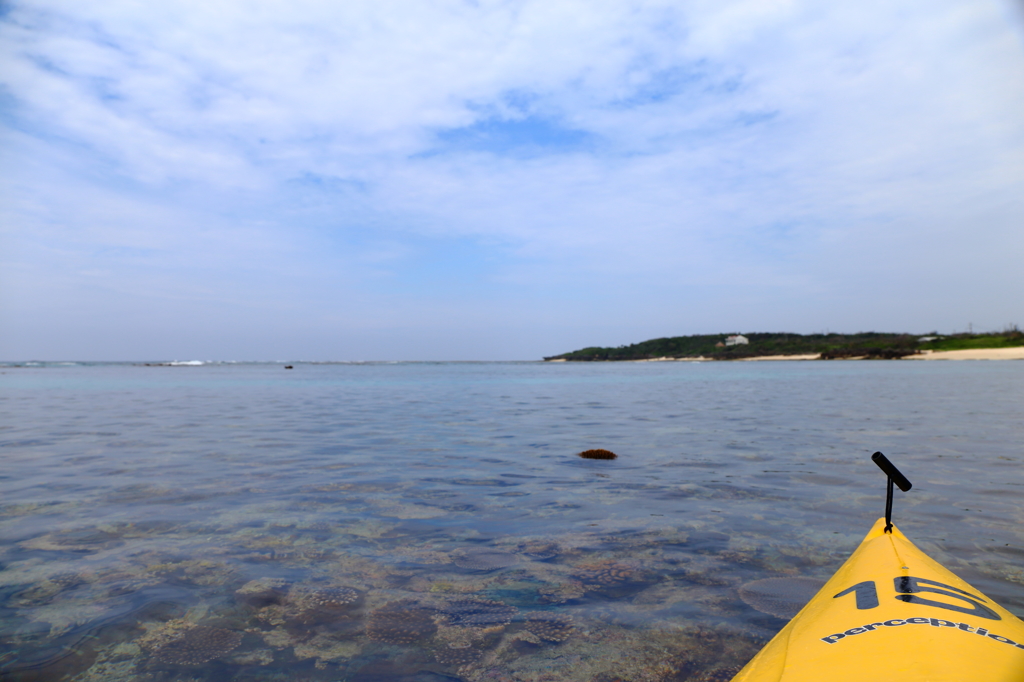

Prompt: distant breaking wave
xmin=136 ymin=360 xmax=207 ymax=366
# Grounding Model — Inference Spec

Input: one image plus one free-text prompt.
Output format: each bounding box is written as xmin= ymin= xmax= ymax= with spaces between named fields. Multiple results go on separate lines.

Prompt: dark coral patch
xmin=578 ymin=449 xmax=617 ymax=460
xmin=287 ymin=585 xmax=363 ymax=625
xmin=437 ymin=598 xmax=517 ymax=628
xmin=694 ymin=665 xmax=745 ymax=681
xmin=151 ymin=626 xmax=243 ymax=666
xmin=366 ymin=600 xmax=437 ymax=644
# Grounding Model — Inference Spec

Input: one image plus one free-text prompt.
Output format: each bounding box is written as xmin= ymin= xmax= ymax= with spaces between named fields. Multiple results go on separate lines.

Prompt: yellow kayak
xmin=733 ymin=457 xmax=1024 ymax=681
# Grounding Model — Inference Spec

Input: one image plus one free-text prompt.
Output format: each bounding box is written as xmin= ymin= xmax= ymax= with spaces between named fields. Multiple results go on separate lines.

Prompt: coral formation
xmin=281 ymin=585 xmax=363 ymax=626
xmin=432 ymin=641 xmax=482 ymax=666
xmin=150 ymin=626 xmax=243 ymax=666
xmin=694 ymin=664 xmax=745 ymax=681
xmin=537 ymin=581 xmax=587 ymax=604
xmin=365 ymin=600 xmax=438 ymax=644
xmin=571 ymin=561 xmax=636 ymax=587
xmin=523 ymin=611 xmax=575 ymax=642
xmin=437 ymin=597 xmax=518 ymax=628
xmin=430 ymin=625 xmax=492 ymax=666
xmin=299 ymin=586 xmax=360 ymax=609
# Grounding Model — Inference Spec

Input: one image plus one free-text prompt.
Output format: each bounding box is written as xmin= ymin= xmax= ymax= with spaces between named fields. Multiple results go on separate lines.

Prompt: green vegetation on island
xmin=544 ymin=329 xmax=1024 ymax=362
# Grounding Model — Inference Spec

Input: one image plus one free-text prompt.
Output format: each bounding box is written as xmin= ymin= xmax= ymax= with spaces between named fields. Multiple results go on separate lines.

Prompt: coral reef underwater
xmin=2 ymin=468 xmax=1017 ymax=681
xmin=0 ymin=505 xmax=805 ymax=682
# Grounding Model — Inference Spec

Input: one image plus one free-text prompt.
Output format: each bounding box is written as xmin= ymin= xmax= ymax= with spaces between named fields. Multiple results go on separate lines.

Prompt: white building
xmin=725 ymin=335 xmax=749 ymax=346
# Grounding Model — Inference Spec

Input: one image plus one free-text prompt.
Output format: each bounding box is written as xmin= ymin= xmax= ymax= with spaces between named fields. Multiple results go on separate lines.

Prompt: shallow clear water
xmin=1 ymin=360 xmax=1022 ymax=681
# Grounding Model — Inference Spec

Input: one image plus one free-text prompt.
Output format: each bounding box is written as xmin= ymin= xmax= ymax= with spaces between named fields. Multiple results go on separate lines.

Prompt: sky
xmin=2 ymin=0 xmax=1023 ymax=361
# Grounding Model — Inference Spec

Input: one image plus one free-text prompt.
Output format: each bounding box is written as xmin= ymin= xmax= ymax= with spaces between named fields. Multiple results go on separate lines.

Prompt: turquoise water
xmin=1 ymin=361 xmax=1022 ymax=681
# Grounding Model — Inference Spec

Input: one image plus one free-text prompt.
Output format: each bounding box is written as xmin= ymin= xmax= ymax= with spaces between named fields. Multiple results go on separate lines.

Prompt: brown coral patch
xmin=523 ymin=611 xmax=574 ymax=642
xmin=151 ymin=626 xmax=243 ymax=666
xmin=365 ymin=600 xmax=437 ymax=644
xmin=578 ymin=449 xmax=618 ymax=460
xmin=571 ymin=561 xmax=635 ymax=587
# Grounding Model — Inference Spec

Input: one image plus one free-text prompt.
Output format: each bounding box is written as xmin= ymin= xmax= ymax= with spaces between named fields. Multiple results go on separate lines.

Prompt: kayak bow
xmin=732 ymin=455 xmax=1024 ymax=681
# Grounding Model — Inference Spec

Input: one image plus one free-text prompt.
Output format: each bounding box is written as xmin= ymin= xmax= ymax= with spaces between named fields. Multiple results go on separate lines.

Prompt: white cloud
xmin=2 ymin=0 xmax=1023 ymax=358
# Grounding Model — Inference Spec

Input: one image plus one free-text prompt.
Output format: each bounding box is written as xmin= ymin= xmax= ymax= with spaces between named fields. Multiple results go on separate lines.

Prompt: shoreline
xmin=548 ymin=347 xmax=1024 ymax=362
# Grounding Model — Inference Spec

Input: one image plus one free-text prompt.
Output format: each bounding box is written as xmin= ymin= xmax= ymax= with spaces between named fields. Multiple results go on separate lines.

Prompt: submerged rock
xmin=235 ymin=578 xmax=289 ymax=607
xmin=578 ymin=449 xmax=618 ymax=460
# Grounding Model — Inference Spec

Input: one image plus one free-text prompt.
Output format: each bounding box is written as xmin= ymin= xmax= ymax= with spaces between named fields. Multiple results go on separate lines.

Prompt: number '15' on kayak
xmin=731 ymin=452 xmax=1024 ymax=682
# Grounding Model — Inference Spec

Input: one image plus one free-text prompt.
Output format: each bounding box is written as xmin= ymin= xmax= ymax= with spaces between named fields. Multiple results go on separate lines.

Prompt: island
xmin=543 ymin=330 xmax=1024 ymax=362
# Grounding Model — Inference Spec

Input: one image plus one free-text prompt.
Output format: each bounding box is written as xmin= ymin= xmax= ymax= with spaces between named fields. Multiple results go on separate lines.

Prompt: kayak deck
xmin=732 ymin=518 xmax=1024 ymax=681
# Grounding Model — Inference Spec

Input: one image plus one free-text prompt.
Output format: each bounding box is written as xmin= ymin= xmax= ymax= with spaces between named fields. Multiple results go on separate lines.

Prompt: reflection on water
xmin=1 ymin=361 xmax=1022 ymax=681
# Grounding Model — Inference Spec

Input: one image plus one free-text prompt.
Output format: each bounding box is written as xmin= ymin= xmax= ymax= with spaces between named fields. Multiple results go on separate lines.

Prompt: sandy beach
xmin=905 ymin=347 xmax=1024 ymax=361
xmin=738 ymin=354 xmax=820 ymax=361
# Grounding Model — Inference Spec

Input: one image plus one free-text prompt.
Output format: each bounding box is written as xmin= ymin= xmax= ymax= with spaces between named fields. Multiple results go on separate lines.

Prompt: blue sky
xmin=2 ymin=0 xmax=1023 ymax=360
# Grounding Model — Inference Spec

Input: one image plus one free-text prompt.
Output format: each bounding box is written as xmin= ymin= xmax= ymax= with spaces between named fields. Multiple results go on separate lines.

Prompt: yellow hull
xmin=733 ymin=518 xmax=1024 ymax=681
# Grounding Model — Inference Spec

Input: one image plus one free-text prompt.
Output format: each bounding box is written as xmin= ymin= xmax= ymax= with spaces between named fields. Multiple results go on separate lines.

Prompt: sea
xmin=1 ymin=360 xmax=1022 ymax=681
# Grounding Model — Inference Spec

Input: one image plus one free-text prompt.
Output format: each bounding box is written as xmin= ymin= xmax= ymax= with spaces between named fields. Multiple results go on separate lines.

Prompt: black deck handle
xmin=871 ymin=451 xmax=912 ymax=491
xmin=872 ymin=451 xmax=912 ymax=533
